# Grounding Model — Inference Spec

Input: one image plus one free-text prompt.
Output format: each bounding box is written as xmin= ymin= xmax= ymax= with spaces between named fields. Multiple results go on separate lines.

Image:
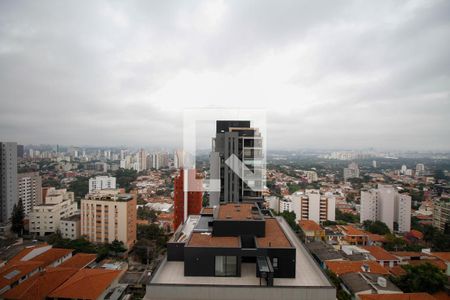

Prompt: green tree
xmin=134 ymin=239 xmax=156 ymax=264
xmin=137 ymin=207 xmax=158 ymax=223
xmin=279 ymin=211 xmax=299 ymax=232
xmin=115 ymin=168 xmax=137 ymax=192
xmin=362 ymin=220 xmax=391 ymax=235
xmin=325 ymin=270 xmax=351 ymax=300
xmin=383 ymin=233 xmax=407 ymax=251
xmin=335 ymin=209 xmax=359 ymax=223
xmin=11 ymin=199 xmax=25 ymax=236
xmin=68 ymin=176 xmax=89 ymax=201
xmin=392 ymin=263 xmax=447 ymax=293
xmin=137 ymin=224 xmax=168 ymax=248
xmin=109 ymin=240 xmax=126 ymax=255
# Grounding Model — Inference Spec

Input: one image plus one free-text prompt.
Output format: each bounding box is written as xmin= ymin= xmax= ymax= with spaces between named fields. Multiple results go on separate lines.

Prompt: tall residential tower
xmin=209 ymin=120 xmax=264 ymax=206
xmin=0 ymin=142 xmax=18 ymax=224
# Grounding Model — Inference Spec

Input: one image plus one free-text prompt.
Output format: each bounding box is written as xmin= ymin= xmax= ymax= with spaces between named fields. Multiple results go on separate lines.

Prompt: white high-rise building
xmin=360 ymin=184 xmax=411 ymax=232
xmin=416 ymin=163 xmax=425 ymax=176
xmin=400 ymin=165 xmax=407 ymax=174
xmin=0 ymin=142 xmax=18 ymax=224
xmin=88 ymin=176 xmax=116 ymax=193
xmin=344 ymin=162 xmax=359 ymax=181
xmin=280 ymin=190 xmax=335 ymax=224
xmin=17 ymin=172 xmax=42 ymax=215
xmin=304 ymin=171 xmax=318 ymax=183
xmin=174 ymin=150 xmax=185 ymax=169
xmin=137 ymin=149 xmax=148 ymax=172
xmin=29 ymin=188 xmax=77 ymax=236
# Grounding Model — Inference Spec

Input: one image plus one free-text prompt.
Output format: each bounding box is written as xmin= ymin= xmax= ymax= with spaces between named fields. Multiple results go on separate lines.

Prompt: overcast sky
xmin=0 ymin=0 xmax=449 ymax=151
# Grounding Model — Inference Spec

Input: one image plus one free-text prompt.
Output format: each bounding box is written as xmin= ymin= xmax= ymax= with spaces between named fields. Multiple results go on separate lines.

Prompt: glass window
xmin=273 ymin=257 xmax=279 ymax=268
xmin=215 ymin=256 xmax=237 ymax=277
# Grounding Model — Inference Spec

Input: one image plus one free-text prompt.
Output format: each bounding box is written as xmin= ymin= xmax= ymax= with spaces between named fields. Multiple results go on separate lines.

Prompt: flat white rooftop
xmin=151 ymin=217 xmax=331 ymax=287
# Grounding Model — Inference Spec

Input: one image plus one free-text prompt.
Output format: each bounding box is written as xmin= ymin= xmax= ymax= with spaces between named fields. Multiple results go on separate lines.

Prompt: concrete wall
xmin=146 ymin=284 xmax=336 ymax=300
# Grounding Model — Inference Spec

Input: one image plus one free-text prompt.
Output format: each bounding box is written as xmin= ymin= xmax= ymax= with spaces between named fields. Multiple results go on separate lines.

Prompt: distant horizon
xmin=13 ymin=142 xmax=450 ymax=154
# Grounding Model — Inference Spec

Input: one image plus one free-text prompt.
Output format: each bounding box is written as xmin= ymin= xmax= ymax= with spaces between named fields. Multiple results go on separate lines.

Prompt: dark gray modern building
xmin=146 ymin=204 xmax=335 ymax=300
xmin=0 ymin=142 xmax=18 ymax=225
xmin=210 ymin=121 xmax=264 ymax=206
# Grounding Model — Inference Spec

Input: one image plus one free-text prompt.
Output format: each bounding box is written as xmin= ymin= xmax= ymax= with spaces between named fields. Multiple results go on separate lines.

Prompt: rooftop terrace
xmin=151 ymin=217 xmax=331 ymax=287
xmin=217 ymin=203 xmax=262 ymax=221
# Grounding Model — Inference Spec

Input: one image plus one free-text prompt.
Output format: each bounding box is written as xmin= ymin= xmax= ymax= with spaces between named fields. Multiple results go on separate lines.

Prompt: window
xmin=215 ymin=256 xmax=237 ymax=277
xmin=272 ymin=257 xmax=279 ymax=268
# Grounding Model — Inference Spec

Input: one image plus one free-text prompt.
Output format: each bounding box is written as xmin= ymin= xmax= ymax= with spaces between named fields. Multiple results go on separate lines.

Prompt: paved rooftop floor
xmin=151 ymin=217 xmax=332 ymax=287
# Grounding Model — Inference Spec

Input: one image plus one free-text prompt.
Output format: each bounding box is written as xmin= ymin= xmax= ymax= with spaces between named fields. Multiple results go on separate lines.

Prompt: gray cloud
xmin=0 ymin=0 xmax=449 ymax=150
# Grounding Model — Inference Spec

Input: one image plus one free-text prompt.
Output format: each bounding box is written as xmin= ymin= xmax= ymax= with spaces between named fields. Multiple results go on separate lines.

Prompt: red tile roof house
xmin=325 ymin=260 xmax=390 ymax=277
xmin=360 ymin=246 xmax=400 ymax=268
xmin=404 ymin=230 xmax=424 ymax=244
xmin=0 ymin=245 xmax=73 ymax=296
xmin=1 ymin=253 xmax=104 ymax=300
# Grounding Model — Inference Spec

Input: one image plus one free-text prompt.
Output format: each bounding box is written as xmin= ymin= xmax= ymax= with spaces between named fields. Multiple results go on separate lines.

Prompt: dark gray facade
xmin=0 ymin=142 xmax=18 ymax=224
xmin=210 ymin=120 xmax=264 ymax=206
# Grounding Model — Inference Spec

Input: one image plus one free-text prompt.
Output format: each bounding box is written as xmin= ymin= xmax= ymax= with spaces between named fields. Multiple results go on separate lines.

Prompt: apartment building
xmin=173 ymin=169 xmax=202 ymax=230
xmin=29 ymin=188 xmax=77 ymax=236
xmin=209 ymin=120 xmax=265 ymax=205
xmin=280 ymin=190 xmax=335 ymax=224
xmin=88 ymin=176 xmax=116 ymax=193
xmin=360 ymin=184 xmax=411 ymax=232
xmin=0 ymin=142 xmax=18 ymax=225
xmin=81 ymin=189 xmax=136 ymax=249
xmin=17 ymin=172 xmax=42 ymax=215
xmin=433 ymin=201 xmax=450 ymax=233
xmin=343 ymin=162 xmax=359 ymax=181
xmin=60 ymin=214 xmax=81 ymax=239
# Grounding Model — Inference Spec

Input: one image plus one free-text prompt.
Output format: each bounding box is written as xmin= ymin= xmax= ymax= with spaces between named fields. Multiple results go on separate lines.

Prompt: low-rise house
xmin=305 ymin=241 xmax=344 ymax=268
xmin=404 ymin=230 xmax=424 ymax=244
xmin=299 ymin=220 xmax=325 ymax=242
xmin=325 ymin=260 xmax=389 ymax=277
xmin=60 ymin=214 xmax=81 ymax=240
xmin=0 ymin=245 xmax=73 ymax=295
xmin=47 ymin=269 xmax=122 ymax=300
xmin=338 ymin=225 xmax=369 ymax=245
xmin=3 ymin=253 xmax=117 ymax=300
xmin=29 ymin=188 xmax=78 ymax=236
xmin=340 ymin=272 xmax=402 ymax=299
xmin=360 ymin=246 xmax=400 ymax=268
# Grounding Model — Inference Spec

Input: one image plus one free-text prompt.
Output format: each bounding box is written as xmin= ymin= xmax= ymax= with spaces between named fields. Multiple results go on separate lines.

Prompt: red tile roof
xmin=390 ymin=252 xmax=430 ymax=258
xmin=359 ymin=293 xmax=436 ymax=300
xmin=257 ymin=218 xmax=292 ymax=248
xmin=299 ymin=220 xmax=322 ymax=231
xmin=29 ymin=248 xmax=73 ymax=268
xmin=339 ymin=225 xmax=366 ymax=236
xmin=388 ymin=265 xmax=407 ymax=277
xmin=365 ymin=232 xmax=386 ymax=243
xmin=431 ymin=252 xmax=450 ymax=262
xmin=8 ymin=244 xmax=49 ymax=263
xmin=217 ymin=203 xmax=255 ymax=220
xmin=187 ymin=233 xmax=240 ymax=248
xmin=407 ymin=230 xmax=424 ymax=240
xmin=48 ymin=269 xmax=121 ymax=300
xmin=407 ymin=259 xmax=447 ymax=271
xmin=58 ymin=253 xmax=96 ymax=269
xmin=361 ymin=246 xmax=399 ymax=261
xmin=325 ymin=260 xmax=389 ymax=276
xmin=0 ymin=261 xmax=44 ymax=291
xmin=2 ymin=267 xmax=78 ymax=300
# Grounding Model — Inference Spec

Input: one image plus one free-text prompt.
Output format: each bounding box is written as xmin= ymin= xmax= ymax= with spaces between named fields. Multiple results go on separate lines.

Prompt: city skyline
xmin=1 ymin=1 xmax=449 ymax=150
